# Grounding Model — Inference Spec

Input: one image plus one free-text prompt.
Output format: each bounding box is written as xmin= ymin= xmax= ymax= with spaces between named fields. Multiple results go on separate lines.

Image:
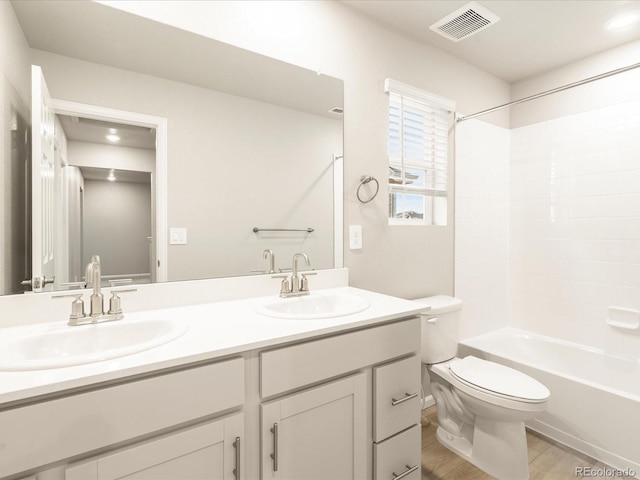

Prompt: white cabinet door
xmin=66 ymin=413 xmax=243 ymax=480
xmin=260 ymin=373 xmax=367 ymax=480
xmin=29 ymin=65 xmax=56 ymax=291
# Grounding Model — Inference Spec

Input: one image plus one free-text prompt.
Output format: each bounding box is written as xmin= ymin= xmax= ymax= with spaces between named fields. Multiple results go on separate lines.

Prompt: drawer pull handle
xmin=270 ymin=423 xmax=279 ymax=472
xmin=233 ymin=436 xmax=241 ymax=479
xmin=391 ymin=392 xmax=418 ymax=406
xmin=392 ymin=464 xmax=419 ymax=480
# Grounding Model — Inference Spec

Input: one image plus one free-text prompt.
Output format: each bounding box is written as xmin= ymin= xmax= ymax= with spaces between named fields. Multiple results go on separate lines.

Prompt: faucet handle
xmin=270 ymin=274 xmax=290 ymax=296
xmin=107 ymin=288 xmax=137 ymax=316
xmin=61 ymin=281 xmax=86 ymax=290
xmin=108 ymin=292 xmax=122 ymax=316
xmin=300 ymin=272 xmax=317 ymax=292
xmin=52 ymin=293 xmax=86 ymax=321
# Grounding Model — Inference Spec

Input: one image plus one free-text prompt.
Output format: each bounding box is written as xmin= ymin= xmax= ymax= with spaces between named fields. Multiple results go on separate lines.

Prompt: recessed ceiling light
xmin=605 ymin=11 xmax=640 ymax=31
xmin=106 ymin=134 xmax=120 ymax=142
xmin=107 ymin=169 xmax=116 ymax=181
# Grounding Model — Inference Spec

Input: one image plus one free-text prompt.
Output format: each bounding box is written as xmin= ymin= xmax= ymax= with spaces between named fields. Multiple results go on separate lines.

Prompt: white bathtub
xmin=458 ymin=328 xmax=640 ymax=476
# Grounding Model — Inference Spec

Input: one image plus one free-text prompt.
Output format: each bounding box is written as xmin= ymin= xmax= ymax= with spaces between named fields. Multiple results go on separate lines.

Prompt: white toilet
xmin=415 ymin=295 xmax=550 ymax=480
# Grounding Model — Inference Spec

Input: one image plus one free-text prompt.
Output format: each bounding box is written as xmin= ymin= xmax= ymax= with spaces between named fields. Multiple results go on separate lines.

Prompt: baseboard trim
xmin=421 ymin=394 xmax=435 ymax=409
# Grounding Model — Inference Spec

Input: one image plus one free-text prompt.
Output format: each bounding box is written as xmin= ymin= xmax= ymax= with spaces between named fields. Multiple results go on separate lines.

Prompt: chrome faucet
xmin=251 ymin=249 xmax=277 ymax=275
xmin=272 ymin=253 xmax=316 ymax=297
xmin=53 ymin=255 xmax=136 ymax=326
xmin=264 ymin=249 xmax=276 ymax=274
xmin=291 ymin=253 xmax=309 ymax=294
xmin=85 ymin=255 xmax=104 ymax=317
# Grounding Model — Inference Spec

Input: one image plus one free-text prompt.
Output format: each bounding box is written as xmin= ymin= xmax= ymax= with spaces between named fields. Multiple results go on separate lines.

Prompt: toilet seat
xmin=449 ymin=356 xmax=549 ymax=403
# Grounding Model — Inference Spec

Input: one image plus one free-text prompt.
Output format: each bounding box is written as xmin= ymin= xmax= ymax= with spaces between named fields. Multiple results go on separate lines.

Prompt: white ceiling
xmin=79 ymin=166 xmax=151 ymax=184
xmin=58 ymin=115 xmax=156 ymax=150
xmin=342 ymin=0 xmax=640 ymax=83
xmin=13 ymin=1 xmax=640 ymax=94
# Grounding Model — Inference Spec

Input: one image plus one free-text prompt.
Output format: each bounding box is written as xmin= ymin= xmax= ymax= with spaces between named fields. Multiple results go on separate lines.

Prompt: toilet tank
xmin=413 ymin=295 xmax=463 ymax=364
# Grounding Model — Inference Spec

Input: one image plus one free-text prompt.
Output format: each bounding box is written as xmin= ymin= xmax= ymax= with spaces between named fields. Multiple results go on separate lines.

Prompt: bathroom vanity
xmin=0 ymin=285 xmax=424 ymax=480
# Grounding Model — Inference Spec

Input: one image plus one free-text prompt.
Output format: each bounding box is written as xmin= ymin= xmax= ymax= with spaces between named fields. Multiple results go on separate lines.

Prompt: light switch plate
xmin=349 ymin=225 xmax=362 ymax=250
xmin=170 ymin=227 xmax=187 ymax=245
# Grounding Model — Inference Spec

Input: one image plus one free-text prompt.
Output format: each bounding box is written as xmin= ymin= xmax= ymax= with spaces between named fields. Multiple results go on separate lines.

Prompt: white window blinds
xmin=385 ymin=79 xmax=455 ymax=225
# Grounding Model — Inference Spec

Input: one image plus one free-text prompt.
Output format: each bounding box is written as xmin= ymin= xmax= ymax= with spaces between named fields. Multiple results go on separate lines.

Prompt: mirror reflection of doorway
xmin=5 ymin=108 xmax=30 ymax=295
xmin=57 ymin=115 xmax=155 ymax=286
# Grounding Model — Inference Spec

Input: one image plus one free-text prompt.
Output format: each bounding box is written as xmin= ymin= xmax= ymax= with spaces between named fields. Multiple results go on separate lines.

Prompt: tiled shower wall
xmin=455 ymin=119 xmax=510 ymax=340
xmin=510 ymin=99 xmax=640 ymax=358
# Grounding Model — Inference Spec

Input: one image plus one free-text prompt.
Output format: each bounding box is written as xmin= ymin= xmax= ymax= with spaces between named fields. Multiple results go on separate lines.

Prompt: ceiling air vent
xmin=429 ymin=1 xmax=500 ymax=42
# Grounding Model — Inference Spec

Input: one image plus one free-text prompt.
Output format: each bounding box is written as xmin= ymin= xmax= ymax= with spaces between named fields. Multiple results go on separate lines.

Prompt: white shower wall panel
xmin=454 ymin=119 xmax=511 ymax=340
xmin=509 ymin=99 xmax=640 ymax=359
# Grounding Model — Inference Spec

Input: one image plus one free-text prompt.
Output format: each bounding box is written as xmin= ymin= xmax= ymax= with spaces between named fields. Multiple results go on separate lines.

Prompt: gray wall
xmin=83 ymin=179 xmax=152 ymax=277
xmin=65 ymin=140 xmax=155 ymax=279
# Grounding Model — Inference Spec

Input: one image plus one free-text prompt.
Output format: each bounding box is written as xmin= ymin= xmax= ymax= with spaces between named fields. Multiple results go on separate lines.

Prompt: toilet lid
xmin=449 ymin=356 xmax=550 ymax=402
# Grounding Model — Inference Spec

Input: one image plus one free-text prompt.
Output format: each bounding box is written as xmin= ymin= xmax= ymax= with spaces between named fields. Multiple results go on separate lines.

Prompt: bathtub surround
xmin=454 ymin=119 xmax=510 ymax=340
xmin=510 ymin=98 xmax=640 ymax=358
xmin=507 ymin=40 xmax=640 ymax=358
xmin=454 ymin=39 xmax=640 ymax=357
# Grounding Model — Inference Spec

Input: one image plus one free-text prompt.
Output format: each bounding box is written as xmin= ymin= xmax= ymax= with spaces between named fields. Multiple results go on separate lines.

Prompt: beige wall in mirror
xmin=0 ymin=1 xmax=343 ymax=295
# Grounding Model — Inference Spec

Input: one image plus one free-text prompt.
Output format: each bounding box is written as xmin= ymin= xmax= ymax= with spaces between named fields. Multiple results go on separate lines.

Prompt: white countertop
xmin=0 ymin=287 xmax=425 ymax=406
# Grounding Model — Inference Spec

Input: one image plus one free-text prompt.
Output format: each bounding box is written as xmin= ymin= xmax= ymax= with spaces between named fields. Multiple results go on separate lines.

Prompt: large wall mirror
xmin=3 ymin=1 xmax=344 ymax=295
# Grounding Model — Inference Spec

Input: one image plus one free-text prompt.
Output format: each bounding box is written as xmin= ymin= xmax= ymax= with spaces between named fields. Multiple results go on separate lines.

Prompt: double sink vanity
xmin=0 ymin=269 xmax=425 ymax=480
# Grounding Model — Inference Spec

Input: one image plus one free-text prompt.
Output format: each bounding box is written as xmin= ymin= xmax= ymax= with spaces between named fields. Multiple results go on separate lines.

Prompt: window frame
xmin=384 ymin=79 xmax=455 ymax=226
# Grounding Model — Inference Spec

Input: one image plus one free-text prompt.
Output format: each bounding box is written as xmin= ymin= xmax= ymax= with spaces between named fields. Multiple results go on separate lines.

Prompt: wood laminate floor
xmin=421 ymin=406 xmax=620 ymax=480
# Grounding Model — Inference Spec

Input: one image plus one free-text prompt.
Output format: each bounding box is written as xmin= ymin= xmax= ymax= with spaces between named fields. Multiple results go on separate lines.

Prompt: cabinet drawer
xmin=261 ymin=318 xmax=420 ymax=398
xmin=1 ymin=357 xmax=244 ymax=479
xmin=373 ymin=425 xmax=421 ymax=480
xmin=373 ymin=355 xmax=421 ymax=442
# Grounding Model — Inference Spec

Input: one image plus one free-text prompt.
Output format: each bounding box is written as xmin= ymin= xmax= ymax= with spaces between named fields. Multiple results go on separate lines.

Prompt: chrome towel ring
xmin=357 ymin=175 xmax=379 ymax=203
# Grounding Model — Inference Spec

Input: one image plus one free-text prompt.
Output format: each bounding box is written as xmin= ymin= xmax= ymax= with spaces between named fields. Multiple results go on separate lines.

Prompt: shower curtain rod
xmin=456 ymin=61 xmax=640 ymax=123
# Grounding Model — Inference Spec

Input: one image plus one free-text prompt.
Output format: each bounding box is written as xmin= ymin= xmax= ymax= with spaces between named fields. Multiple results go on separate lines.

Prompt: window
xmin=385 ymin=79 xmax=455 ymax=225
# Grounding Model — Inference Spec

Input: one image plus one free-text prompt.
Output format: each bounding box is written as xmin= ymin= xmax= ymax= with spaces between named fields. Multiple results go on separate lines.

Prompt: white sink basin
xmin=0 ymin=319 xmax=189 ymax=371
xmin=255 ymin=292 xmax=371 ymax=319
